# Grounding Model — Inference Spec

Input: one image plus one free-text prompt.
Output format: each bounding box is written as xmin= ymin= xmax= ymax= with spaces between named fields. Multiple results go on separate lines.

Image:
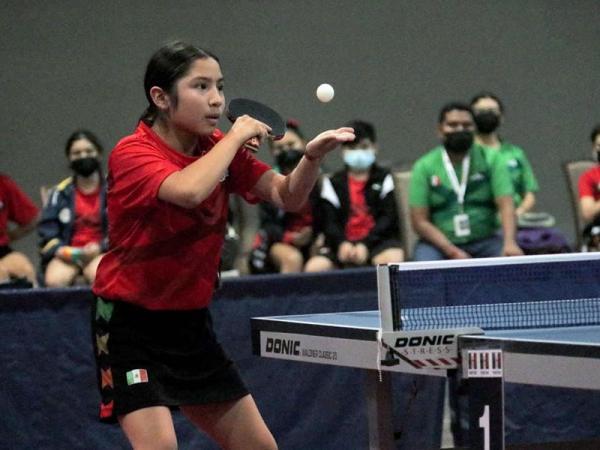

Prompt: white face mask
xmin=343 ymin=148 xmax=376 ymax=170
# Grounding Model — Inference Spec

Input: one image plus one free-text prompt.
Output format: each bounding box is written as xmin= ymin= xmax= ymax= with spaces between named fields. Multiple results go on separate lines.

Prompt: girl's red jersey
xmin=93 ymin=122 xmax=270 ymax=310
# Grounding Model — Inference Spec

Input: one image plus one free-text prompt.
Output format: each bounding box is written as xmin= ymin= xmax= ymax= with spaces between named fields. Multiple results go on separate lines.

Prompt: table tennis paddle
xmin=226 ymin=98 xmax=286 ymax=152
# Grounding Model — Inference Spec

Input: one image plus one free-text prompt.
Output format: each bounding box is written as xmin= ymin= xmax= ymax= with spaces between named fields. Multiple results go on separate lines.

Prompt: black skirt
xmin=92 ymin=297 xmax=248 ymax=423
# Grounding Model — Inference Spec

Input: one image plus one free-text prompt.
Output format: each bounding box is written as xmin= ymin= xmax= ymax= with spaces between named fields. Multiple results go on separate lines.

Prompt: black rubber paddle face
xmin=227 ymin=98 xmax=286 ymax=140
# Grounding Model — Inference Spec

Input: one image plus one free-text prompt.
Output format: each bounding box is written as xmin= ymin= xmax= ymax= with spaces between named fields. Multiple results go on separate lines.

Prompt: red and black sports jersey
xmin=0 ymin=174 xmax=39 ymax=246
xmin=93 ymin=122 xmax=270 ymax=310
xmin=71 ymin=187 xmax=103 ymax=247
xmin=344 ymin=176 xmax=375 ymax=242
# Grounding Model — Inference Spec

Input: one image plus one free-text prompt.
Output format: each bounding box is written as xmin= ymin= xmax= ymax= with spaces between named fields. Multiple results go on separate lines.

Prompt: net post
xmin=463 ymin=348 xmax=505 ymax=450
xmin=365 ymin=370 xmax=395 ymax=450
xmin=377 ymin=264 xmax=398 ymax=331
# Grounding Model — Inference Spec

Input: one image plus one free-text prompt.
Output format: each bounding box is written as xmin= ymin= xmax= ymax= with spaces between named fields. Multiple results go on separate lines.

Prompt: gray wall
xmin=2 ymin=0 xmax=599 ymax=262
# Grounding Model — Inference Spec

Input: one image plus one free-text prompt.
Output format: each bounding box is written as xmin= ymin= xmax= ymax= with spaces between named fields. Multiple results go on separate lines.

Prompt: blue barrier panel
xmin=2 ymin=268 xmax=597 ymax=448
xmin=0 ymin=269 xmax=443 ymax=450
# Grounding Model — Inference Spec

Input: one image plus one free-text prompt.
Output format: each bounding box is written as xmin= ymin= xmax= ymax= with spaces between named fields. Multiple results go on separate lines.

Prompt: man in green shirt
xmin=409 ymin=102 xmax=523 ymax=260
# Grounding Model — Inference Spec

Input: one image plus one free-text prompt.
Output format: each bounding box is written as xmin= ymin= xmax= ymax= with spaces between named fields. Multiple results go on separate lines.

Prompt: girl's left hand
xmin=304 ymin=127 xmax=355 ymax=161
xmin=502 ymin=240 xmax=524 ymax=257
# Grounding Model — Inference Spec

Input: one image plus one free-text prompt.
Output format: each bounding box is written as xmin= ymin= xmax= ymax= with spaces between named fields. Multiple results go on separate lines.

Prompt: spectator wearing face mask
xmin=267 ymin=119 xmax=305 ymax=167
xmin=249 ymin=123 xmax=322 ymax=273
xmin=38 ymin=129 xmax=108 ymax=286
xmin=471 ymin=92 xmax=539 ymax=217
xmin=224 ymin=120 xmax=309 ymax=275
xmin=409 ymin=102 xmax=522 ymax=261
xmin=305 ymin=120 xmax=403 ymax=271
xmin=471 ymin=92 xmax=571 ymax=255
xmin=579 ymin=124 xmax=600 ymax=248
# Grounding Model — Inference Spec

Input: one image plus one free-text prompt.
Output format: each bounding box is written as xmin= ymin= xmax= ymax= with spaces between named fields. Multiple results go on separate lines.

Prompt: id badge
xmin=454 ymin=213 xmax=471 ymax=237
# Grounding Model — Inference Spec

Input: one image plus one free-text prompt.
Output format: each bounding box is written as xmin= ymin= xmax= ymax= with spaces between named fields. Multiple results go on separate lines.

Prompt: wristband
xmin=58 ymin=246 xmax=83 ymax=264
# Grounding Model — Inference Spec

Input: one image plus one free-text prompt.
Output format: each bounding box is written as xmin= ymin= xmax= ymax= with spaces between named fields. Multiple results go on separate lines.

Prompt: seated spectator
xmin=249 ymin=123 xmax=321 ymax=273
xmin=471 ymin=92 xmax=570 ymax=254
xmin=470 ymin=92 xmax=539 ymax=216
xmin=305 ymin=120 xmax=403 ymax=271
xmin=225 ymin=120 xmax=313 ymax=275
xmin=578 ymin=124 xmax=600 ymax=249
xmin=409 ymin=102 xmax=522 ymax=260
xmin=39 ymin=130 xmax=108 ymax=286
xmin=0 ymin=174 xmax=39 ymax=287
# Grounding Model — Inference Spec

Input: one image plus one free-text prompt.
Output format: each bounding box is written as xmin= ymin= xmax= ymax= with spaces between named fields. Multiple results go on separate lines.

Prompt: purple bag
xmin=517 ymin=227 xmax=571 ymax=254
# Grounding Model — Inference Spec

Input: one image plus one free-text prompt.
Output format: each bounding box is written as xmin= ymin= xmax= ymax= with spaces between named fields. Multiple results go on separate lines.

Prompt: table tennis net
xmin=399 ymin=297 xmax=600 ymax=331
xmin=390 ymin=258 xmax=600 ymax=309
xmin=386 ymin=256 xmax=600 ymax=330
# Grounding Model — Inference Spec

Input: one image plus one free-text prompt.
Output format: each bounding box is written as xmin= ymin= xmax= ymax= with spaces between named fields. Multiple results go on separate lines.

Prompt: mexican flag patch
xmin=126 ymin=369 xmax=148 ymax=385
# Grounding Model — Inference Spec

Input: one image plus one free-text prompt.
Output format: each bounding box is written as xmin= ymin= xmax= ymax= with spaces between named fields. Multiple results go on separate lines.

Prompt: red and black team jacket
xmin=317 ymin=164 xmax=400 ymax=252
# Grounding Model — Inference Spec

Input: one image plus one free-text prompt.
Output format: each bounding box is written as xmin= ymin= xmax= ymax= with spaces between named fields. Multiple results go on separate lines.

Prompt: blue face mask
xmin=343 ymin=148 xmax=376 ymax=170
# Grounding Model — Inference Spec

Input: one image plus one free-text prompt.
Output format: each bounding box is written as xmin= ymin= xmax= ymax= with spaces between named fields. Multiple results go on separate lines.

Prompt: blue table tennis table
xmin=251 ymin=253 xmax=600 ymax=450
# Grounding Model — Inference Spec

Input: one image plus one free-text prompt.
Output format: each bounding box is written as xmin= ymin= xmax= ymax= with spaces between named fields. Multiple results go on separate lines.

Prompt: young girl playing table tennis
xmin=91 ymin=41 xmax=354 ymax=450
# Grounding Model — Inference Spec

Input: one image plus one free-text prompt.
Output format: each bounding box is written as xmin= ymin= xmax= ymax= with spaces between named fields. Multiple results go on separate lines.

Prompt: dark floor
xmin=445 ymin=438 xmax=600 ymax=450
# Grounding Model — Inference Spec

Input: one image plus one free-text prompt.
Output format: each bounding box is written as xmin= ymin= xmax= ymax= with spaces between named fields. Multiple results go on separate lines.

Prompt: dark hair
xmin=438 ymin=102 xmax=473 ymax=124
xmin=65 ymin=129 xmax=103 ymax=157
xmin=285 ymin=118 xmax=305 ymax=141
xmin=591 ymin=124 xmax=600 ymax=143
xmin=267 ymin=118 xmax=306 ymax=152
xmin=470 ymin=91 xmax=505 ymax=114
xmin=140 ymin=41 xmax=220 ymax=125
xmin=344 ymin=119 xmax=376 ymax=144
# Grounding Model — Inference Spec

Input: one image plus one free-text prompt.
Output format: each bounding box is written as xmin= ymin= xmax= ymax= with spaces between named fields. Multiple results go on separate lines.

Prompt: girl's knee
xmin=44 ymin=267 xmax=75 ymax=287
xmin=281 ymin=251 xmax=303 ymax=272
xmin=303 ymin=256 xmax=333 ymax=272
xmin=83 ymin=264 xmax=99 ymax=283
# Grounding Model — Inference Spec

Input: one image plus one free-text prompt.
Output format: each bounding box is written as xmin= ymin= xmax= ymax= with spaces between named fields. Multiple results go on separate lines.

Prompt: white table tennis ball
xmin=316 ymin=83 xmax=335 ymax=103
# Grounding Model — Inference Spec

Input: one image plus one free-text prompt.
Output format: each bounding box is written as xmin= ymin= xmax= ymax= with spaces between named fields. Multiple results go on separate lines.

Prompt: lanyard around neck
xmin=442 ymin=149 xmax=470 ymax=206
